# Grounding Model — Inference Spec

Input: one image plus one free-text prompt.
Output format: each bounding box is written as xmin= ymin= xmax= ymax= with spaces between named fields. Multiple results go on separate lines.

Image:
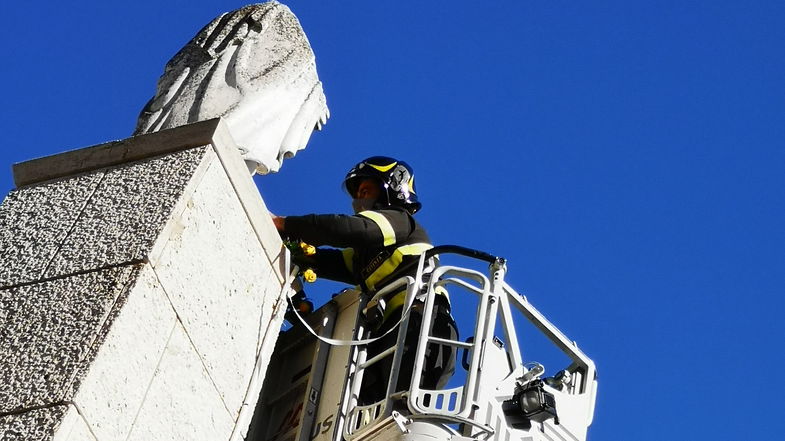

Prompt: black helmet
xmin=344 ymin=156 xmax=422 ymax=214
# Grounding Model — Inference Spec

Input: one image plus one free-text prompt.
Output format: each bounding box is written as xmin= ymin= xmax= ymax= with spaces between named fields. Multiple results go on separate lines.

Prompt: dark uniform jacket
xmin=282 ymin=206 xmax=432 ymax=296
xmin=283 ymin=206 xmax=456 ymax=400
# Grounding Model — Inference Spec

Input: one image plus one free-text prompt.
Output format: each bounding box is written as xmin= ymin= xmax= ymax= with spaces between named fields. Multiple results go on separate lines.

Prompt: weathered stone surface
xmin=1 ymin=121 xmax=289 ymax=440
xmin=230 ymin=280 xmax=288 ymax=441
xmin=51 ymin=405 xmax=97 ymax=441
xmin=0 ymin=147 xmax=209 ymax=288
xmin=125 ymin=323 xmax=234 ymax=441
xmin=0 ymin=173 xmax=104 ymax=288
xmin=13 ymin=119 xmax=224 ymax=188
xmin=0 ymin=266 xmax=138 ymax=414
xmin=135 ymin=2 xmax=329 ymax=174
xmin=153 ymin=157 xmax=282 ymax=417
xmin=72 ymin=265 xmax=176 ymax=441
xmin=0 ymin=405 xmax=68 ymax=441
xmin=208 ymin=122 xmax=284 ymax=264
xmin=44 ymin=147 xmax=209 ymax=279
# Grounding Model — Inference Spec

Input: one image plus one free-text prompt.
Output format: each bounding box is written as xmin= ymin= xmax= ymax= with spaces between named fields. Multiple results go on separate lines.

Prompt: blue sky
xmin=2 ymin=1 xmax=784 ymax=439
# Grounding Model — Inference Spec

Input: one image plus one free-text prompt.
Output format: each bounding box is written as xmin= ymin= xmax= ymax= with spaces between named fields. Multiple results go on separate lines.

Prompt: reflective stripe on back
xmin=364 ymin=242 xmax=432 ymax=290
xmin=358 ymin=211 xmax=396 ymax=246
xmin=383 ymin=286 xmax=450 ymax=322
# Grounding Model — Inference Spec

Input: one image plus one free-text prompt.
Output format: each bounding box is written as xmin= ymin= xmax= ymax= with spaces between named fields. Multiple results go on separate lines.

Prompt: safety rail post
xmin=472 ymin=259 xmax=504 ymax=409
xmin=343 ymin=276 xmax=417 ymax=439
xmin=407 ymin=265 xmax=491 ymax=420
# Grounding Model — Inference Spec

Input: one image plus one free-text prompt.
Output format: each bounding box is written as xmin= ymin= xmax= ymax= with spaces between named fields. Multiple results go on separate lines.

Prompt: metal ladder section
xmin=342 ymin=276 xmax=415 ymax=438
xmin=343 ymin=246 xmax=597 ymax=439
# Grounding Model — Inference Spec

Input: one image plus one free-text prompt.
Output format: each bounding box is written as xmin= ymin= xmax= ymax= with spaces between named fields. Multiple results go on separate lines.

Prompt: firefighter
xmin=271 ymin=156 xmax=457 ymax=404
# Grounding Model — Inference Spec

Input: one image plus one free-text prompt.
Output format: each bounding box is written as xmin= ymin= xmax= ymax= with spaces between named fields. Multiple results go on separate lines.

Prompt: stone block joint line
xmin=37 ymin=169 xmax=109 ymax=282
xmin=0 ymin=259 xmax=147 ymax=292
xmin=0 ymin=401 xmax=71 ymax=419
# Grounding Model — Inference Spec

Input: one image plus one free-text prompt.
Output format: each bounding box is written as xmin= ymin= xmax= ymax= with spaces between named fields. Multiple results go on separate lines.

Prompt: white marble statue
xmin=134 ymin=1 xmax=329 ymax=174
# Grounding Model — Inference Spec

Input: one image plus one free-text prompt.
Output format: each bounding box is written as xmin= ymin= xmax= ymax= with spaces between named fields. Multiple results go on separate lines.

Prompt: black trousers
xmin=360 ymin=296 xmax=458 ymax=404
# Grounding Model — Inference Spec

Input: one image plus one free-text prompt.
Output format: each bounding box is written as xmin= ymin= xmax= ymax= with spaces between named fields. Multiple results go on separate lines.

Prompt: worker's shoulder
xmin=360 ymin=207 xmax=415 ymax=224
xmin=356 ymin=206 xmax=408 ymax=217
xmin=375 ymin=206 xmax=410 ymax=216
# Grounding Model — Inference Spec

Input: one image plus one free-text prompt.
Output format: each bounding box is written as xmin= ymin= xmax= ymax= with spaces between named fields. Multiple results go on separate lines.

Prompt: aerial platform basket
xmin=249 ymin=246 xmax=597 ymax=441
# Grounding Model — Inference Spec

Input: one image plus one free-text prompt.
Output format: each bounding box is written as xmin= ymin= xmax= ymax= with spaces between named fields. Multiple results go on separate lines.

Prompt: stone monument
xmin=135 ymin=1 xmax=329 ymax=174
xmin=0 ymin=2 xmax=327 ymax=440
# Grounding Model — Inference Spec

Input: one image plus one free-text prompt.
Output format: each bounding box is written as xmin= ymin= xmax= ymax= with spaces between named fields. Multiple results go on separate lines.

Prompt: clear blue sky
xmin=2 ymin=2 xmax=784 ymax=439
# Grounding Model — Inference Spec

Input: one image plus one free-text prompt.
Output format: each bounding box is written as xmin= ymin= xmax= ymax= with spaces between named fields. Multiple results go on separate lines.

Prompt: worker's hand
xmin=271 ymin=214 xmax=285 ymax=232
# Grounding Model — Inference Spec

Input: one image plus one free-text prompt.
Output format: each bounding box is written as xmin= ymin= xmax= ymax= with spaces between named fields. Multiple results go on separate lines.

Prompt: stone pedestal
xmin=0 ymin=119 xmax=287 ymax=441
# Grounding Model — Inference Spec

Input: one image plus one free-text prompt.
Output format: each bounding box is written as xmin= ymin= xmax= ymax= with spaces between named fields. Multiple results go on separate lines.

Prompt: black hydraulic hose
xmin=423 ymin=245 xmax=501 ymax=264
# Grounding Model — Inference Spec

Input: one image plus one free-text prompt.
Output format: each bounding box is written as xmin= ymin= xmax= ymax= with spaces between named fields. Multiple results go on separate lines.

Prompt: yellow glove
xmin=303 ymin=268 xmax=317 ymax=283
xmin=300 ymin=242 xmax=316 ymax=256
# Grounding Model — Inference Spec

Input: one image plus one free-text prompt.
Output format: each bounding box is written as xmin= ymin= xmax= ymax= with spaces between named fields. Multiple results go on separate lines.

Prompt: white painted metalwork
xmin=258 ymin=246 xmax=597 ymax=441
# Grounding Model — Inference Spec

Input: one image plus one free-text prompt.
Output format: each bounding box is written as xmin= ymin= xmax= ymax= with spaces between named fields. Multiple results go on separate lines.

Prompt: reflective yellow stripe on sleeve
xmin=341 ymin=248 xmax=354 ymax=272
xmin=358 ymin=211 xmax=396 ymax=246
xmin=365 ymin=242 xmax=433 ymax=290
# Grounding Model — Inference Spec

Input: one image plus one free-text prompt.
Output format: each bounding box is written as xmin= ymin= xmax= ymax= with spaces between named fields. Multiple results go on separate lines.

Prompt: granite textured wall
xmin=0 ymin=120 xmax=287 ymax=441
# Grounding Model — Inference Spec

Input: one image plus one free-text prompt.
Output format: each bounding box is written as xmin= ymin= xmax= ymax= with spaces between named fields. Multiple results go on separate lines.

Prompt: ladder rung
xmin=427 ymin=336 xmax=473 ymax=348
xmin=359 ymin=345 xmax=397 ymax=369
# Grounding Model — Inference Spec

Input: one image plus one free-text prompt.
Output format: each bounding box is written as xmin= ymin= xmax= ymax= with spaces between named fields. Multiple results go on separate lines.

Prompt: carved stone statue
xmin=134 ymin=1 xmax=329 ymax=174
